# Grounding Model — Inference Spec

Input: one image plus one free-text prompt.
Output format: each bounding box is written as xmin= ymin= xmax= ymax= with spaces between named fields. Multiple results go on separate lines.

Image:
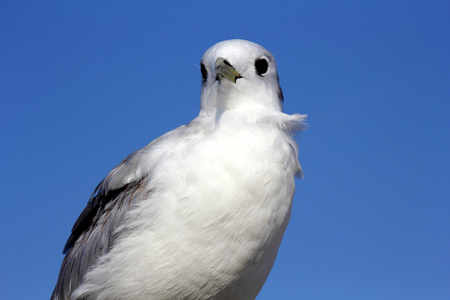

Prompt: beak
xmin=215 ymin=57 xmax=242 ymax=83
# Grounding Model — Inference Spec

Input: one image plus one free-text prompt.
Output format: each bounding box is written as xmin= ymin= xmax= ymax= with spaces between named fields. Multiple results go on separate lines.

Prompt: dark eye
xmin=254 ymin=58 xmax=269 ymax=76
xmin=200 ymin=63 xmax=208 ymax=82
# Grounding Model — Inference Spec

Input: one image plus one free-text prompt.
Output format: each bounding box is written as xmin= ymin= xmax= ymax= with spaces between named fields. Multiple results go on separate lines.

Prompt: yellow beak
xmin=215 ymin=58 xmax=242 ymax=83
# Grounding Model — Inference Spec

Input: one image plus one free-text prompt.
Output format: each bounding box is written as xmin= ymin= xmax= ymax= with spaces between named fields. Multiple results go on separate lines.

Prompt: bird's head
xmin=199 ymin=39 xmax=284 ymax=117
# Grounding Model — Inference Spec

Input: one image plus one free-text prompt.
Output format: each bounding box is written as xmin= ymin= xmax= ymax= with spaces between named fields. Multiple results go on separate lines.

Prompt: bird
xmin=51 ymin=39 xmax=306 ymax=300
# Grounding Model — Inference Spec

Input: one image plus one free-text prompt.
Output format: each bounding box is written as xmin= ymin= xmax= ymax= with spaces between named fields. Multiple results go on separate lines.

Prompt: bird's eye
xmin=200 ymin=63 xmax=208 ymax=82
xmin=254 ymin=58 xmax=269 ymax=76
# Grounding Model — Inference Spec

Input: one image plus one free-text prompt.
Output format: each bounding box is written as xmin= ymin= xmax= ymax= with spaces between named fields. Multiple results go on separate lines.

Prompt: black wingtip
xmin=62 ymin=240 xmax=72 ymax=254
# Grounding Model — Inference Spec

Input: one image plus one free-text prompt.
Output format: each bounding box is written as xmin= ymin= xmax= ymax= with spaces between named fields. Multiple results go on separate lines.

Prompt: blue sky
xmin=1 ymin=1 xmax=449 ymax=299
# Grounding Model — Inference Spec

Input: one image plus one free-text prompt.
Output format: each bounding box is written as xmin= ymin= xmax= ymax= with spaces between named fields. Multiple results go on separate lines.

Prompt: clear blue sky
xmin=1 ymin=1 xmax=449 ymax=299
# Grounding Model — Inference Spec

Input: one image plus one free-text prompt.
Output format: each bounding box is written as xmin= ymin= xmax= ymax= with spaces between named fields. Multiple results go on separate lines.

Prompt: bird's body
xmin=52 ymin=39 xmax=305 ymax=300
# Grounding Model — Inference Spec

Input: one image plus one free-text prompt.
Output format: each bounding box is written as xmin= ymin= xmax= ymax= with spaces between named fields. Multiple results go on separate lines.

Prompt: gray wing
xmin=51 ymin=177 xmax=148 ymax=300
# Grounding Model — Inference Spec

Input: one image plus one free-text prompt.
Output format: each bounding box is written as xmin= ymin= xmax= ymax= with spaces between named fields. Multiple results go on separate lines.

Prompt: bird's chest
xmin=131 ymin=123 xmax=297 ymax=298
xmin=163 ymin=125 xmax=294 ymax=259
xmin=177 ymin=124 xmax=294 ymax=218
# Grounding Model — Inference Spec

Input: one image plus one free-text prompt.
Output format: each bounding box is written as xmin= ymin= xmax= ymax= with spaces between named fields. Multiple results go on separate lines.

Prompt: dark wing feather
xmin=63 ymin=181 xmax=122 ymax=254
xmin=51 ymin=177 xmax=148 ymax=300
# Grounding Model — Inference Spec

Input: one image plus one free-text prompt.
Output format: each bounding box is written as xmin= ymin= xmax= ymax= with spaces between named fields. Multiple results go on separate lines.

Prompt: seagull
xmin=51 ymin=39 xmax=306 ymax=300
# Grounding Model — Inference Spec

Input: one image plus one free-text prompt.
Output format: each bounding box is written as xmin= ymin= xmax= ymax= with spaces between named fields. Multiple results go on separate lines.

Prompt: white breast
xmin=73 ymin=116 xmax=298 ymax=300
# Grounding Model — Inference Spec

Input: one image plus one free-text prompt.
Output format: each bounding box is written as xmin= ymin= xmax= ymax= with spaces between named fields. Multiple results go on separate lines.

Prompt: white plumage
xmin=52 ymin=39 xmax=306 ymax=300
